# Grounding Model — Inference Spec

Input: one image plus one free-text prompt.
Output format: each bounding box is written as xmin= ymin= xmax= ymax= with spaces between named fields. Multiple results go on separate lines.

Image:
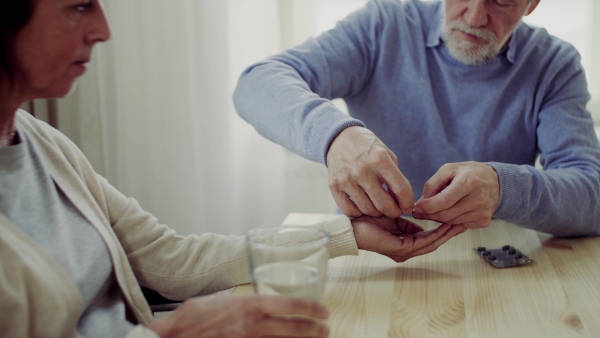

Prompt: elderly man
xmin=233 ymin=0 xmax=600 ymax=237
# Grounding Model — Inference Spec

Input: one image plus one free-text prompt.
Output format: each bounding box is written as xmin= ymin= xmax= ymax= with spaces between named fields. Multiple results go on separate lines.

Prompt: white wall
xmin=524 ymin=0 xmax=599 ymax=121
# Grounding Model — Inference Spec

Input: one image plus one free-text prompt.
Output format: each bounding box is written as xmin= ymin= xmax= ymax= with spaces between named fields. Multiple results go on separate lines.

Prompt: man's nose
xmin=463 ymin=0 xmax=489 ymax=27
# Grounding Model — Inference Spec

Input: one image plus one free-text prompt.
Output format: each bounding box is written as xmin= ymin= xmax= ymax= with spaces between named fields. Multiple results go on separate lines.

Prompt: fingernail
xmin=413 ymin=207 xmax=423 ymax=214
xmin=320 ymin=306 xmax=330 ymax=319
xmin=320 ymin=325 xmax=331 ymax=338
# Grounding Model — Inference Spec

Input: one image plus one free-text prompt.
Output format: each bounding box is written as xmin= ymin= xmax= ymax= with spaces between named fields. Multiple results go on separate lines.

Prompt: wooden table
xmin=233 ymin=213 xmax=600 ymax=338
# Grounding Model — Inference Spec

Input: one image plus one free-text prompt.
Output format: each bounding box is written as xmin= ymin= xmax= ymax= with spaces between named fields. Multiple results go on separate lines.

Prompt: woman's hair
xmin=0 ymin=0 xmax=34 ymax=82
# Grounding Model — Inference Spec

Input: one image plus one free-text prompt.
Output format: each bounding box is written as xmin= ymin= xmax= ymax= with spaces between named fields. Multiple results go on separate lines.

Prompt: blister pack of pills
xmin=473 ymin=245 xmax=533 ymax=268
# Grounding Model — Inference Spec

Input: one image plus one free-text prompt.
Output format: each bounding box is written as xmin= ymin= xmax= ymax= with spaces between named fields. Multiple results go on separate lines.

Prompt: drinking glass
xmin=246 ymin=225 xmax=330 ymax=300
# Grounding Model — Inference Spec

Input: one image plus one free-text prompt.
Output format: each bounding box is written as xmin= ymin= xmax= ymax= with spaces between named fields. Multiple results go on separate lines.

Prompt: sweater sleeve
xmin=487 ymin=47 xmax=600 ymax=237
xmin=231 ymin=1 xmax=399 ymax=165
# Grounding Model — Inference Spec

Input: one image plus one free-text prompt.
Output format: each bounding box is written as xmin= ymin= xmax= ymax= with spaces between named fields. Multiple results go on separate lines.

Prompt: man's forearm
xmin=489 ymin=162 xmax=600 ymax=236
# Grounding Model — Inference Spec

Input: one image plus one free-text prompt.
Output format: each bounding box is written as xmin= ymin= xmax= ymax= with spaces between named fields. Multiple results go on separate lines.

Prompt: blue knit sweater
xmin=233 ymin=0 xmax=600 ymax=236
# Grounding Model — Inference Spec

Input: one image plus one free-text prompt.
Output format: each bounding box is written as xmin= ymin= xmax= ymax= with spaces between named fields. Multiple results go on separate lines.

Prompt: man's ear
xmin=525 ymin=0 xmax=541 ymax=16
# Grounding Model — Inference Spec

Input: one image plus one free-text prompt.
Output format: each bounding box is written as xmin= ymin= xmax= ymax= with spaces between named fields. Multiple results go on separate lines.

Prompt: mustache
xmin=446 ymin=21 xmax=496 ymax=43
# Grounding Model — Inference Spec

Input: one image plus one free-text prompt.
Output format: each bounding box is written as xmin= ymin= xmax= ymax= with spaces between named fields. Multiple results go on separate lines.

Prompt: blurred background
xmin=26 ymin=0 xmax=600 ymax=235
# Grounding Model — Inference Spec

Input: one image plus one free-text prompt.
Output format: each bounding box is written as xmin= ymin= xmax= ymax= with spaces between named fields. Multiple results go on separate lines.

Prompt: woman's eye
xmin=74 ymin=2 xmax=92 ymax=13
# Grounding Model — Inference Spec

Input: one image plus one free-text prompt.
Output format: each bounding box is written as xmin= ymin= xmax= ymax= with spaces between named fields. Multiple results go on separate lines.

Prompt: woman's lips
xmin=73 ymin=61 xmax=89 ymax=74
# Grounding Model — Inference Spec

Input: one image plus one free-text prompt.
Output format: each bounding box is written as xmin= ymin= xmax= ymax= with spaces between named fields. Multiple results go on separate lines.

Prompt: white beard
xmin=442 ymin=20 xmax=508 ymax=66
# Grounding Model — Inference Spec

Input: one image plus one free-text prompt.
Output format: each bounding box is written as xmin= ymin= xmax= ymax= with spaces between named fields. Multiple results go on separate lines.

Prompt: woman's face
xmin=12 ymin=0 xmax=110 ymax=99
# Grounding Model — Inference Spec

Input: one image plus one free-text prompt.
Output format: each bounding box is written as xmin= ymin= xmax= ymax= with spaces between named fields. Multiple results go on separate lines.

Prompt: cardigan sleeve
xmin=100 ymin=175 xmax=358 ymax=300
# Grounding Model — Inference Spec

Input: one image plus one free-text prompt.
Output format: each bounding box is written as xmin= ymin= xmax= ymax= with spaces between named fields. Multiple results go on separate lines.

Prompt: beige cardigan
xmin=0 ymin=111 xmax=359 ymax=338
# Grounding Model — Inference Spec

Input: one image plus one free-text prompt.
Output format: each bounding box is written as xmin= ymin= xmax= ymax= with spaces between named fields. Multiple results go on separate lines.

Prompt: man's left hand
xmin=412 ymin=162 xmax=500 ymax=229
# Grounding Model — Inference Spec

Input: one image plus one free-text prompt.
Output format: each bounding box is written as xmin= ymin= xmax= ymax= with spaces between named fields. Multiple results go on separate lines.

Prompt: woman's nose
xmin=86 ymin=2 xmax=112 ymax=44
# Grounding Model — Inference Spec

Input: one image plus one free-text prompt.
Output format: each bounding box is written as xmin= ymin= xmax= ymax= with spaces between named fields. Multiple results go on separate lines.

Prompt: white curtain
xmin=52 ymin=0 xmax=599 ymax=236
xmin=56 ymin=0 xmax=336 ymax=236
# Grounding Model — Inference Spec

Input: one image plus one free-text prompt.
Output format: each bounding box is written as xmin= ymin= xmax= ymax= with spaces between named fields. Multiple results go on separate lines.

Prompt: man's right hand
xmin=326 ymin=126 xmax=414 ymax=218
xmin=148 ymin=294 xmax=330 ymax=338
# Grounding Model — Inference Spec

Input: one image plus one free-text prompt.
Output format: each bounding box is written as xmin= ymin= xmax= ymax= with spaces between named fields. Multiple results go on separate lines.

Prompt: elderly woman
xmin=0 ymin=0 xmax=466 ymax=337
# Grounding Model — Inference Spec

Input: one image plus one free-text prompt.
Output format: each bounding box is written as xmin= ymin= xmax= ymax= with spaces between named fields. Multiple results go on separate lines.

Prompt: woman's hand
xmin=351 ymin=215 xmax=466 ymax=262
xmin=148 ymin=293 xmax=330 ymax=338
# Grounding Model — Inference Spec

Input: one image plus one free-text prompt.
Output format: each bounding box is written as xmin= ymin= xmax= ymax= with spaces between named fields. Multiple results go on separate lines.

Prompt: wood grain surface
xmin=233 ymin=213 xmax=600 ymax=338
